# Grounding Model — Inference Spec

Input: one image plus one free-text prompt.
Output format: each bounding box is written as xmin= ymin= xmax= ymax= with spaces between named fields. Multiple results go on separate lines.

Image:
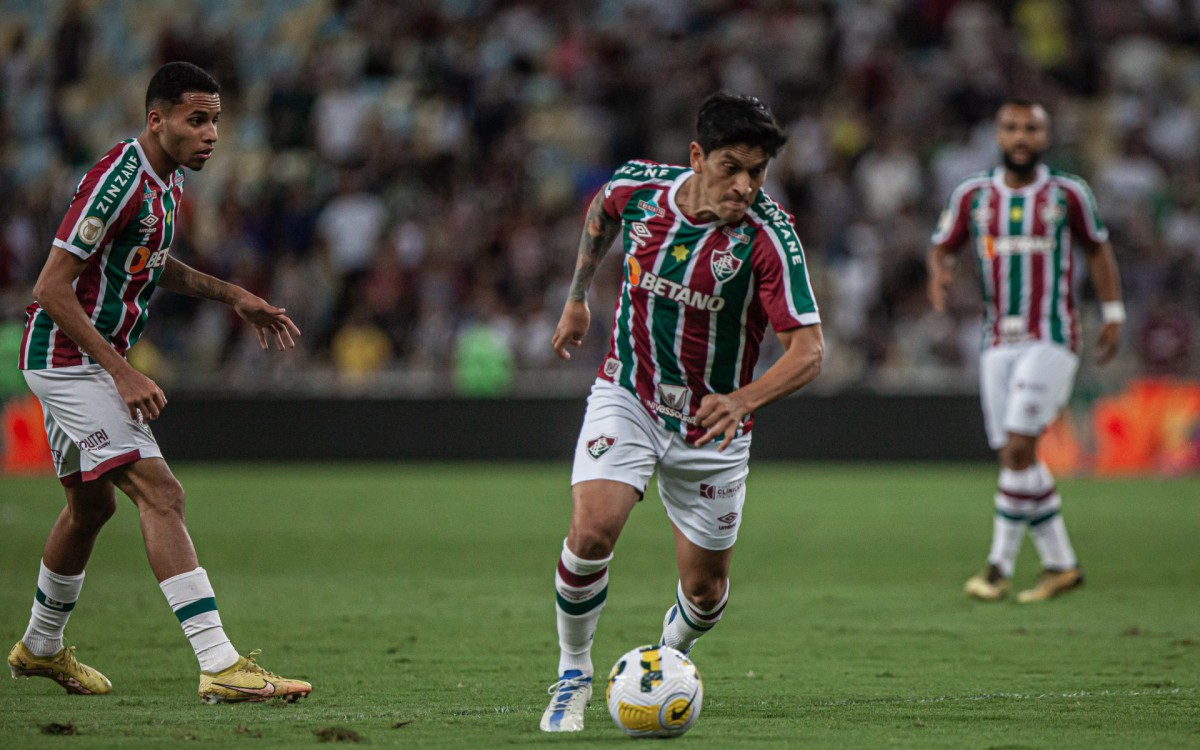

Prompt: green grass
xmin=1 ymin=463 xmax=1198 ymax=748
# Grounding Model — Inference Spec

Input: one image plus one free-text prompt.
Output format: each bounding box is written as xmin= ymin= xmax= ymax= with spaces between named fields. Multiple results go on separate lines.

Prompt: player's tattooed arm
xmin=160 ymin=256 xmax=236 ymax=303
xmin=161 ymin=256 xmax=299 ymax=349
xmin=567 ymin=189 xmax=622 ymax=302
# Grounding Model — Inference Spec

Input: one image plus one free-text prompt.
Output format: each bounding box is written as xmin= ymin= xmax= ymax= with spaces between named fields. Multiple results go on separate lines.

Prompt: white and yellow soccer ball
xmin=605 ymin=645 xmax=703 ymax=738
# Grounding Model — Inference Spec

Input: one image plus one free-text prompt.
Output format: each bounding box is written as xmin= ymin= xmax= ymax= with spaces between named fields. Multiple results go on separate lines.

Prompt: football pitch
xmin=1 ymin=463 xmax=1197 ymax=748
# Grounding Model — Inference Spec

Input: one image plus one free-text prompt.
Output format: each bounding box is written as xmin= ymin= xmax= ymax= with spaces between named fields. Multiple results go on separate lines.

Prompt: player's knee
xmin=141 ymin=478 xmax=187 ymax=519
xmin=1001 ymin=441 xmax=1036 ymax=469
xmin=71 ymin=496 xmax=117 ymax=530
xmin=681 ymin=576 xmax=728 ymax=612
xmin=565 ymin=526 xmax=617 ymax=561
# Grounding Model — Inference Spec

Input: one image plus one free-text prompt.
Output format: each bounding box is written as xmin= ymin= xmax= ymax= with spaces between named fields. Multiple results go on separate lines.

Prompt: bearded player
xmin=540 ymin=93 xmax=823 ymax=732
xmin=928 ymin=97 xmax=1124 ymax=603
xmin=9 ymin=62 xmax=311 ymax=702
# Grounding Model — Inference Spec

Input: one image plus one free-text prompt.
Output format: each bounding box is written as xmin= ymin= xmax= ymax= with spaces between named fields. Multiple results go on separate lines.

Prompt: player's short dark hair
xmin=696 ymin=92 xmax=788 ymax=158
xmin=145 ymin=62 xmax=219 ymax=114
xmin=999 ymin=95 xmax=1045 ymax=111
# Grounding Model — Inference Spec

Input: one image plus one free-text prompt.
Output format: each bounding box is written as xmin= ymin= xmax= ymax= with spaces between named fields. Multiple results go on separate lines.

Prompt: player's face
xmin=995 ymin=104 xmax=1049 ymax=175
xmin=691 ymin=143 xmax=770 ymax=223
xmin=150 ymin=92 xmax=220 ymax=171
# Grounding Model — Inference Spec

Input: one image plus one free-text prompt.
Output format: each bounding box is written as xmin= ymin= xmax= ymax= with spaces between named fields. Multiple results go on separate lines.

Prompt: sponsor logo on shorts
xmin=716 ymin=511 xmax=739 ymax=530
xmin=78 ymin=429 xmax=110 ymax=453
xmin=701 ymin=481 xmax=745 ymax=501
xmin=587 ymin=435 xmax=616 ymax=460
xmin=603 ymin=357 xmax=622 ymax=379
xmin=50 ymin=448 xmax=64 ymax=470
xmin=78 ymin=217 xmax=105 ymax=246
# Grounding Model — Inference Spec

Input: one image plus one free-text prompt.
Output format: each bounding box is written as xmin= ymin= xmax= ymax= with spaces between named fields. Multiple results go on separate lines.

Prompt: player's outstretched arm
xmin=551 ymin=187 xmax=622 ymax=360
xmin=696 ymin=324 xmax=824 ymax=451
xmin=33 ymin=247 xmax=167 ymax=420
xmin=1081 ymin=239 xmax=1123 ymax=364
xmin=926 ymin=244 xmax=956 ymax=314
xmin=160 ymin=257 xmax=300 ymax=351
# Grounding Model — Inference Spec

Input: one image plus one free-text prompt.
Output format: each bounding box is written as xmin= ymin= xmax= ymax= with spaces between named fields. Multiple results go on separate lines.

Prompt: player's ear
xmin=689 ymin=142 xmax=704 ymax=173
xmin=146 ymin=105 xmax=166 ymax=133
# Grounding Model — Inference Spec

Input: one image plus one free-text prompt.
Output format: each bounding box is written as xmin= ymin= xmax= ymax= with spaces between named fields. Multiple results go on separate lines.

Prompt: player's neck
xmin=1002 ymin=166 xmax=1039 ymax=190
xmin=675 ymin=175 xmax=720 ymax=224
xmin=136 ymin=132 xmax=179 ymax=183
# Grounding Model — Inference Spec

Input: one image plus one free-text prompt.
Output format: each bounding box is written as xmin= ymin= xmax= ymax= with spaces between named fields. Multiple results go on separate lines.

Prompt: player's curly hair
xmin=695 ymin=92 xmax=787 ymax=158
xmin=145 ymin=62 xmax=219 ymax=114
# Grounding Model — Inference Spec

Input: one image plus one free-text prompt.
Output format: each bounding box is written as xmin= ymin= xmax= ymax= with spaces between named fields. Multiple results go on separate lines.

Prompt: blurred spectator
xmin=1 ymin=0 xmax=1197 ymax=397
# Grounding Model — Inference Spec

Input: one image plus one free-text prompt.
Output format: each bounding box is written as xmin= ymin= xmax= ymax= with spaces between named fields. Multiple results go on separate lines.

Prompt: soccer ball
xmin=605 ymin=645 xmax=703 ymax=738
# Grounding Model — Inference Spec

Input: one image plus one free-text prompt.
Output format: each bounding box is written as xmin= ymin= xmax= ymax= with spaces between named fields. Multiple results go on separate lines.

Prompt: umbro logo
xmin=140 ymin=214 xmax=159 ymax=227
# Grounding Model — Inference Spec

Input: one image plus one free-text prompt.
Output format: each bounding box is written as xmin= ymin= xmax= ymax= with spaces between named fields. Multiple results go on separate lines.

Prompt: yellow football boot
xmin=198 ymin=650 xmax=311 ymax=704
xmin=8 ymin=641 xmax=112 ymax=695
xmin=1017 ymin=567 xmax=1084 ymax=603
xmin=963 ymin=564 xmax=1010 ymax=601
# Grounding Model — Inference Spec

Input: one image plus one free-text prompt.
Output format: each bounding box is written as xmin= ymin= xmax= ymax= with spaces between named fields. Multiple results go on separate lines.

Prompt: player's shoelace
xmin=546 ymin=675 xmax=590 ymax=703
xmin=241 ymin=650 xmax=284 ymax=680
xmin=60 ymin=646 xmax=90 ymax=675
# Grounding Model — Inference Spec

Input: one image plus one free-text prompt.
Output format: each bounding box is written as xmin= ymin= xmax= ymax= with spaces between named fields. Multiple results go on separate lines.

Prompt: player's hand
xmin=1095 ymin=322 xmax=1121 ymax=365
xmin=112 ymin=364 xmax=167 ymax=422
xmin=552 ymin=300 xmax=590 ymax=360
xmin=927 ymin=262 xmax=953 ymax=314
xmin=232 ymin=292 xmax=301 ymax=350
xmin=695 ymin=392 xmax=749 ymax=452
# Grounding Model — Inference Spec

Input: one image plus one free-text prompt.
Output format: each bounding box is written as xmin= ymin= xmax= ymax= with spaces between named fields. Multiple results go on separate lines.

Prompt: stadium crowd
xmin=1 ymin=0 xmax=1197 ymax=396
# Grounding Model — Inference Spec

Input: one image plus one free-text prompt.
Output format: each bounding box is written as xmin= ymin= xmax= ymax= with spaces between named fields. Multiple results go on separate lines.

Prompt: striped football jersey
xmin=21 ymin=139 xmax=184 ymax=370
xmin=596 ymin=159 xmax=820 ymax=443
xmin=932 ymin=164 xmax=1108 ymax=352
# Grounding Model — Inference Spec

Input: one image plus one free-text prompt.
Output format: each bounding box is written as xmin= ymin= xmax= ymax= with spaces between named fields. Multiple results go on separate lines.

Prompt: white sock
xmin=989 ymin=464 xmax=1054 ymax=577
xmin=1021 ymin=461 xmax=1076 ymax=570
xmin=555 ymin=539 xmax=611 ymax=678
xmin=160 ymin=567 xmax=239 ymax=673
xmin=661 ymin=580 xmax=728 ymax=654
xmin=23 ymin=560 xmax=84 ymax=656
xmin=1029 ymin=514 xmax=1076 ymax=570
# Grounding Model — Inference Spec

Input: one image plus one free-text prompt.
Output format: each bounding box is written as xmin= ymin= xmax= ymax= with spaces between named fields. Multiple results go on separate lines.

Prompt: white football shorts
xmin=571 ymin=379 xmax=751 ymax=551
xmin=23 ymin=363 xmax=162 ymax=485
xmin=979 ymin=341 xmax=1078 ymax=450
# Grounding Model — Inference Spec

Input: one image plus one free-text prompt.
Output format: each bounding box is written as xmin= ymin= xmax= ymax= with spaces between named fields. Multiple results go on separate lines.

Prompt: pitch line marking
xmin=811 ymin=687 xmax=1192 ymax=707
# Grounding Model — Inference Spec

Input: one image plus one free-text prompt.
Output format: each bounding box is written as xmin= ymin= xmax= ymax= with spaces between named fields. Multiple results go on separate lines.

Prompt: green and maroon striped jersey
xmin=20 ymin=139 xmax=184 ymax=370
xmin=597 ymin=159 xmax=820 ymax=443
xmin=932 ymin=164 xmax=1108 ymax=352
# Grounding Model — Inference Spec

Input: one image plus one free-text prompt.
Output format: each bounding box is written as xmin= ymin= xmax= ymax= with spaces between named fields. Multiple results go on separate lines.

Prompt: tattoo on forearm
xmin=162 ymin=258 xmax=231 ymax=303
xmin=568 ymin=191 xmax=621 ymax=302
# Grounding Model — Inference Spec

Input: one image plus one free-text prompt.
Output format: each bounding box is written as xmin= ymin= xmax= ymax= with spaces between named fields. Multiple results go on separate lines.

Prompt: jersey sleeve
xmin=602 ymin=160 xmax=657 ymax=219
xmin=930 ymin=182 xmax=975 ymax=250
xmin=1061 ymin=177 xmax=1109 ymax=246
xmin=53 ymin=144 xmax=140 ymax=260
xmin=752 ymin=212 xmax=820 ymax=331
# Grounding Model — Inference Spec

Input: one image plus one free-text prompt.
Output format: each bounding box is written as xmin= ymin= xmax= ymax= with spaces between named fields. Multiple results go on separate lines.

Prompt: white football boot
xmin=539 ymin=670 xmax=592 ymax=732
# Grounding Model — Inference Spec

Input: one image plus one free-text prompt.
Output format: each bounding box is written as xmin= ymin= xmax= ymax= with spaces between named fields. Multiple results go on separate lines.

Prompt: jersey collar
xmin=668 ymin=169 xmax=724 ymax=228
xmin=992 ymin=163 xmax=1048 ymax=196
xmin=132 ymin=139 xmax=171 ymax=192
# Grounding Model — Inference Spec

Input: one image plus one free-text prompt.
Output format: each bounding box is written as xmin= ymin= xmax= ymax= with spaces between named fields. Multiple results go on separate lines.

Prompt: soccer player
xmin=927 ymin=97 xmax=1124 ymax=603
xmin=540 ymin=93 xmax=823 ymax=732
xmin=8 ymin=62 xmax=312 ymax=702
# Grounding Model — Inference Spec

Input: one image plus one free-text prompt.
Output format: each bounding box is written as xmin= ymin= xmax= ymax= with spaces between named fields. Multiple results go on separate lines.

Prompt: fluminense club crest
xmin=658 ymin=383 xmax=689 ymax=411
xmin=587 ymin=435 xmax=616 ymax=460
xmin=710 ymin=248 xmax=743 ymax=283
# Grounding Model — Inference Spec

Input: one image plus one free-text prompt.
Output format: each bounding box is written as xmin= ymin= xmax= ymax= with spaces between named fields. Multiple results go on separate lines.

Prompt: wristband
xmin=1101 ymin=301 xmax=1126 ymax=325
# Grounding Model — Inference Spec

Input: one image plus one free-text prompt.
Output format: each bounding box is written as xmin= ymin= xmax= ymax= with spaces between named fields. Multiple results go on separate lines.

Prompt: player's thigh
xmin=23 ymin=365 xmax=163 ymax=483
xmin=979 ymin=346 xmax=1019 ymax=450
xmin=657 ymin=434 xmax=750 ymax=552
xmin=569 ymin=381 xmax=662 ymax=555
xmin=1003 ymin=342 xmax=1078 ymax=438
xmin=571 ymin=380 xmax=662 ymax=497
